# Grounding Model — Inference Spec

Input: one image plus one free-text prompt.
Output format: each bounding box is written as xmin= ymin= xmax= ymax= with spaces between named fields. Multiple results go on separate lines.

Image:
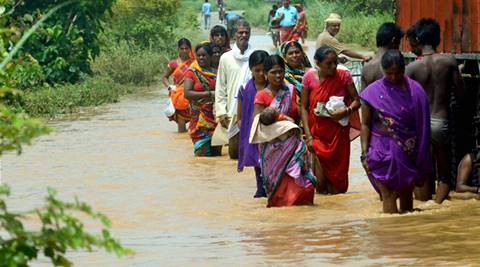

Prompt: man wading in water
xmin=215 ymin=19 xmax=255 ymax=159
xmin=406 ymin=19 xmax=464 ymax=203
xmin=361 ymin=22 xmax=404 ymax=91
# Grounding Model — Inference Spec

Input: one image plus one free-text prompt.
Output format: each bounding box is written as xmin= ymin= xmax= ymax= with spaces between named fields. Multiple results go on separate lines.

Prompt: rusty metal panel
xmin=396 ymin=0 xmax=480 ymax=53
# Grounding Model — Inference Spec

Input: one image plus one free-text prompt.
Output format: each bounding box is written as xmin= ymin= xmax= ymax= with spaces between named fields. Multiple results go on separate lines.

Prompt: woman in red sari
xmin=301 ymin=45 xmax=361 ymax=194
xmin=162 ymin=38 xmax=194 ymax=133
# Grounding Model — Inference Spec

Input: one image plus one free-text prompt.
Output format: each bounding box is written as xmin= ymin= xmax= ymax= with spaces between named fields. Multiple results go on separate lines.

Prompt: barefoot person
xmin=184 ymin=43 xmax=222 ymax=156
xmin=215 ymin=19 xmax=255 ymax=159
xmin=301 ymin=46 xmax=361 ymax=194
xmin=162 ymin=38 xmax=194 ymax=133
xmin=406 ymin=19 xmax=464 ymax=203
xmin=237 ymin=50 xmax=269 ymax=198
xmin=360 ymin=50 xmax=433 ymax=213
xmin=361 ymin=22 xmax=404 ymax=91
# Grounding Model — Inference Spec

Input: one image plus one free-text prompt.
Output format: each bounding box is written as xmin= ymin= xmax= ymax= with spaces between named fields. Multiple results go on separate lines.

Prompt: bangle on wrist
xmin=347 ymin=107 xmax=352 ymax=114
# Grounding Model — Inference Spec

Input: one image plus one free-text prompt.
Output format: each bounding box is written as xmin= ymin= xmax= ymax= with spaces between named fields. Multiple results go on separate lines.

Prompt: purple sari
xmin=360 ymin=77 xmax=433 ymax=192
xmin=238 ymin=79 xmax=261 ymax=171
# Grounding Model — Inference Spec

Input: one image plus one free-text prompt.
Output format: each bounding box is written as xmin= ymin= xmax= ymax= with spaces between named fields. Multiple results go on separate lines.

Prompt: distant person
xmin=225 ymin=10 xmax=242 ymax=40
xmin=209 ymin=25 xmax=231 ymax=53
xmin=360 ymin=50 xmax=433 ymax=213
xmin=237 ymin=50 xmax=269 ymax=198
xmin=215 ymin=19 xmax=255 ymax=159
xmin=292 ymin=4 xmax=308 ymax=44
xmin=301 ymin=46 xmax=361 ymax=194
xmin=184 ymin=43 xmax=222 ymax=156
xmin=315 ymin=13 xmax=371 ymax=62
xmin=361 ymin=22 xmax=404 ymax=91
xmin=268 ymin=4 xmax=280 ymax=48
xmin=406 ymin=19 xmax=464 ymax=203
xmin=275 ymin=0 xmax=298 ymax=43
xmin=201 ymin=0 xmax=212 ymax=30
xmin=162 ymin=38 xmax=194 ymax=133
xmin=455 ymin=153 xmax=480 ymax=194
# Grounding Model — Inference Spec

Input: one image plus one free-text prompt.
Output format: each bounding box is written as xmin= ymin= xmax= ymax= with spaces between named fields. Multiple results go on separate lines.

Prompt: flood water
xmin=3 ymin=33 xmax=480 ymax=266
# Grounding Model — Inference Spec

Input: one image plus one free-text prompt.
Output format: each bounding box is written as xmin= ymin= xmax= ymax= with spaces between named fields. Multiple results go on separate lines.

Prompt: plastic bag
xmin=163 ymin=98 xmax=175 ymax=118
xmin=325 ymin=96 xmax=349 ymax=126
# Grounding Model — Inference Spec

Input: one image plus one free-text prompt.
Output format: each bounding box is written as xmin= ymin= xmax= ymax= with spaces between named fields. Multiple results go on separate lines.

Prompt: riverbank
xmin=12 ymin=0 xmax=201 ymax=119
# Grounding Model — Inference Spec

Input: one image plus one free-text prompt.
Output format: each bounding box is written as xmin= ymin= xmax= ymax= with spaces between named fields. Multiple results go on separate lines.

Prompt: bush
xmin=18 ymin=76 xmax=134 ymax=117
xmin=92 ymin=42 xmax=167 ymax=85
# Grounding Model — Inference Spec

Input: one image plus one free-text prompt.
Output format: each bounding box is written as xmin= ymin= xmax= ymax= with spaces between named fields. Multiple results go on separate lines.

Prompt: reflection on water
xmin=4 ymin=42 xmax=480 ymax=266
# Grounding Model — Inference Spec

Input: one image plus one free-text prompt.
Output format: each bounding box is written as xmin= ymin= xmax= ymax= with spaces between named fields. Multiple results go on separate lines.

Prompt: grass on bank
xmin=16 ymin=0 xmax=202 ymax=118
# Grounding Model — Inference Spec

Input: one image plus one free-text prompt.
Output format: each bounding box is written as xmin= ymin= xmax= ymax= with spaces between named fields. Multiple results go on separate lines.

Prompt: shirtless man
xmin=361 ymin=22 xmax=404 ymax=91
xmin=455 ymin=153 xmax=480 ymax=195
xmin=405 ymin=19 xmax=464 ymax=203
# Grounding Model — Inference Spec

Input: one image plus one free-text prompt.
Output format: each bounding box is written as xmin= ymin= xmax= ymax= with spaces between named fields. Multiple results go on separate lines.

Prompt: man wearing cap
xmin=275 ymin=0 xmax=298 ymax=43
xmin=316 ymin=13 xmax=371 ymax=62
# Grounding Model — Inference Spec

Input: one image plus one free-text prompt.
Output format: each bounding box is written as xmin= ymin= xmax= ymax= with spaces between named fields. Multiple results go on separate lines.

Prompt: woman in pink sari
xmin=162 ymin=38 xmax=194 ymax=133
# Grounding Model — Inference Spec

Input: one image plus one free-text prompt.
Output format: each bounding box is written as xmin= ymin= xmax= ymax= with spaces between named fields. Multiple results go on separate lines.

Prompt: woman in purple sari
xmin=237 ymin=50 xmax=269 ymax=198
xmin=360 ymin=50 xmax=433 ymax=213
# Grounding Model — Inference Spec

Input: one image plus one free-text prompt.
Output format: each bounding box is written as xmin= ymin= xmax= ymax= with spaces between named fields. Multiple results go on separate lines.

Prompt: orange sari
xmin=169 ymin=58 xmax=193 ymax=115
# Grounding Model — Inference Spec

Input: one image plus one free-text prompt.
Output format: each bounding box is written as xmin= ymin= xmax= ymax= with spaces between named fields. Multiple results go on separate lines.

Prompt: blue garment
xmin=275 ymin=6 xmax=298 ymax=27
xmin=202 ymin=3 xmax=212 ymax=16
xmin=226 ymin=12 xmax=240 ymax=21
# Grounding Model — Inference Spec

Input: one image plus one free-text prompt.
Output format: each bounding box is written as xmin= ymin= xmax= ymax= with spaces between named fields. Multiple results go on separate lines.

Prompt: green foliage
xmin=4 ymin=0 xmax=116 ymax=84
xmin=92 ymin=41 xmax=167 ymax=86
xmin=17 ymin=75 xmax=134 ymax=117
xmin=330 ymin=0 xmax=394 ymax=15
xmin=0 ymin=185 xmax=133 ymax=266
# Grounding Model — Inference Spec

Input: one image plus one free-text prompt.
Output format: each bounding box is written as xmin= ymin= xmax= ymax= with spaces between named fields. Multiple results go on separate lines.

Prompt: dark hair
xmin=282 ymin=41 xmax=303 ymax=56
xmin=314 ymin=45 xmax=336 ymax=62
xmin=406 ymin=23 xmax=419 ymax=40
xmin=381 ymin=49 xmax=405 ymax=70
xmin=210 ymin=25 xmax=227 ymax=37
xmin=259 ymin=107 xmax=278 ymax=125
xmin=264 ymin=55 xmax=285 ymax=72
xmin=195 ymin=43 xmax=213 ymax=56
xmin=272 ymin=4 xmax=278 ymax=9
xmin=178 ymin=38 xmax=192 ymax=49
xmin=416 ymin=18 xmax=441 ymax=47
xmin=249 ymin=50 xmax=269 ymax=69
xmin=210 ymin=42 xmax=221 ymax=52
xmin=376 ymin=22 xmax=404 ymax=47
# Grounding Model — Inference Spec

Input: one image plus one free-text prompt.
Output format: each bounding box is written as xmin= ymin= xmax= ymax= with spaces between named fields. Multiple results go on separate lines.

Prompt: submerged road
xmin=3 ymin=27 xmax=480 ymax=266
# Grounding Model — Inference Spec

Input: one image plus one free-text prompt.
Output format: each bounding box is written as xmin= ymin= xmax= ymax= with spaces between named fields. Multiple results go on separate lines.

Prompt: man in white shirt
xmin=202 ymin=0 xmax=212 ymax=30
xmin=215 ymin=19 xmax=255 ymax=159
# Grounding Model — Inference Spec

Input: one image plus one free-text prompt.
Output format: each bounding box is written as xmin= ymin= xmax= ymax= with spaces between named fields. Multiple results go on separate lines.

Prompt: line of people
xmin=162 ymin=16 xmax=477 ymax=213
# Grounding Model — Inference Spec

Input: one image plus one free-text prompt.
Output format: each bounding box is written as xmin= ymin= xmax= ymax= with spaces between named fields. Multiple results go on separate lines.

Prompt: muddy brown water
xmin=3 ymin=35 xmax=480 ymax=266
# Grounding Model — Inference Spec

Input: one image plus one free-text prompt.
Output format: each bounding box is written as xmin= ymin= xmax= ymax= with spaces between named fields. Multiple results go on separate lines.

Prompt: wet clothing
xmin=185 ymin=61 xmax=218 ymax=155
xmin=167 ymin=58 xmax=194 ymax=121
xmin=360 ymin=77 xmax=433 ymax=192
xmin=315 ymin=30 xmax=344 ymax=53
xmin=302 ymin=68 xmax=361 ymax=193
xmin=249 ymin=117 xmax=316 ymax=208
xmin=215 ymin=43 xmax=255 ymax=133
xmin=238 ymin=79 xmax=262 ymax=172
xmin=430 ymin=116 xmax=450 ymax=146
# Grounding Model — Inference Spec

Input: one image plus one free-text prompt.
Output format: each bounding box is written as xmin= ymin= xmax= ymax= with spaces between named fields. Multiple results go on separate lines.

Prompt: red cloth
xmin=184 ymin=70 xmax=216 ymax=92
xmin=280 ymin=26 xmax=295 ymax=43
xmin=268 ymin=175 xmax=315 ymax=207
xmin=254 ymin=88 xmax=298 ymax=120
xmin=302 ymin=69 xmax=360 ymax=193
